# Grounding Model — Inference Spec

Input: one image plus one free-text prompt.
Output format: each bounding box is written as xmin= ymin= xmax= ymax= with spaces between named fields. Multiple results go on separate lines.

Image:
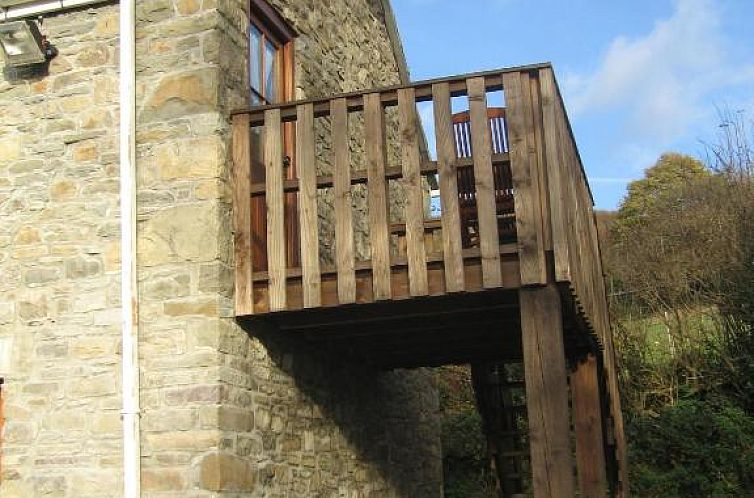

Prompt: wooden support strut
xmin=520 ymin=283 xmax=575 ymax=498
xmin=572 ymin=354 xmax=609 ymax=498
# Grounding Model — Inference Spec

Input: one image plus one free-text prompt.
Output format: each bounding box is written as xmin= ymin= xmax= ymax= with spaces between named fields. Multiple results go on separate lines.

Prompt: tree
xmin=608 ymin=153 xmax=720 ymax=318
xmin=613 ymin=153 xmax=710 ymax=239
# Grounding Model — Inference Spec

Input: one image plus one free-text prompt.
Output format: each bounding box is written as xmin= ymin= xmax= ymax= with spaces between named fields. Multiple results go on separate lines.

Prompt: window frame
xmin=248 ymin=0 xmax=295 ymax=107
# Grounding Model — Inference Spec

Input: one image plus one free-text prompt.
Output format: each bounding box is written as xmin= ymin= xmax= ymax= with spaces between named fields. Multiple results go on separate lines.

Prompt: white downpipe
xmin=119 ymin=0 xmax=140 ymax=497
xmin=0 ymin=0 xmax=110 ymax=21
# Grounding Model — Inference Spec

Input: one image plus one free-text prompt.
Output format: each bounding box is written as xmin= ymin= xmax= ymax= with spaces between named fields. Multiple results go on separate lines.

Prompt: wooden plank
xmin=364 ymin=93 xmax=392 ymax=300
xmin=232 ymin=114 xmax=253 ymax=315
xmin=232 ymin=63 xmax=553 ymax=118
xmin=529 ymin=72 xmax=552 ymax=252
xmin=398 ymin=87 xmax=429 ymax=296
xmin=432 ymin=82 xmax=465 ymax=293
xmin=249 ymin=154 xmax=510 ymax=195
xmin=250 ymin=243 xmax=518 ymax=282
xmin=253 ymin=255 xmax=521 ymax=314
xmin=519 ymin=71 xmax=547 ymax=282
xmin=296 ymin=103 xmax=321 ymax=308
xmin=572 ymin=355 xmax=609 ymax=498
xmin=503 ymin=71 xmax=547 ymax=285
xmin=467 ymin=76 xmax=502 ymax=288
xmin=520 ymin=284 xmax=575 ymax=498
xmin=332 ymin=97 xmax=356 ymax=304
xmin=265 ymin=109 xmax=287 ymax=311
xmin=538 ymin=67 xmax=571 ymax=282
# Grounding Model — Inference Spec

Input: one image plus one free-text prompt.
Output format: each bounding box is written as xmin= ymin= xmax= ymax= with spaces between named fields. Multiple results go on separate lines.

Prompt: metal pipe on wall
xmin=118 ymin=0 xmax=140 ymax=497
xmin=0 ymin=0 xmax=110 ymax=21
xmin=2 ymin=1 xmax=142 ymax=495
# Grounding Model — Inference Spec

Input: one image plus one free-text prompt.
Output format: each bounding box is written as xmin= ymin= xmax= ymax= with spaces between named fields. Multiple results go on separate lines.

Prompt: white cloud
xmin=565 ymin=0 xmax=754 ymax=156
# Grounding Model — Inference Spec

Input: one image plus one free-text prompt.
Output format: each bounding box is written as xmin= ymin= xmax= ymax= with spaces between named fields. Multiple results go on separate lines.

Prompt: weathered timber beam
xmin=249 ymin=154 xmax=510 ymax=196
xmin=231 ymin=65 xmax=553 ymax=118
xmin=250 ymin=243 xmax=517 ymax=282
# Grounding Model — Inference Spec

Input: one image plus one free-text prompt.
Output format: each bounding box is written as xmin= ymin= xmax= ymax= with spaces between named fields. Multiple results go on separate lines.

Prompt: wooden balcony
xmin=231 ymin=63 xmax=628 ymax=497
xmin=230 ymin=63 xmax=609 ymax=355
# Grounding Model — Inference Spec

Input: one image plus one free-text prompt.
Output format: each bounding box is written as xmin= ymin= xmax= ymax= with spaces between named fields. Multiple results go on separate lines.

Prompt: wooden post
xmin=432 ymin=82 xmax=465 ymax=293
xmin=265 ymin=108 xmax=287 ymax=311
xmin=232 ymin=113 xmax=253 ymax=315
xmin=520 ymin=284 xmax=575 ymax=498
xmin=538 ymin=67 xmax=571 ymax=283
xmin=365 ymin=92 xmax=392 ymax=301
xmin=572 ymin=355 xmax=609 ymax=498
xmin=297 ymin=103 xmax=321 ymax=308
xmin=332 ymin=98 xmax=356 ymax=304
xmin=467 ymin=77 xmax=502 ymax=288
xmin=503 ymin=71 xmax=547 ymax=286
xmin=398 ymin=87 xmax=429 ymax=297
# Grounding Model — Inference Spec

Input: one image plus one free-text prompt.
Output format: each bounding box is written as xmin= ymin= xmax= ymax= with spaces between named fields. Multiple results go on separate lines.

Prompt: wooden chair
xmin=452 ymin=107 xmax=516 ymax=248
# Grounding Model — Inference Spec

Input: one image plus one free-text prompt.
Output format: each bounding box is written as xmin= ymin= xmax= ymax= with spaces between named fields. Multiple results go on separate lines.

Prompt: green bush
xmin=628 ymin=400 xmax=754 ymax=497
xmin=437 ymin=366 xmax=498 ymax=498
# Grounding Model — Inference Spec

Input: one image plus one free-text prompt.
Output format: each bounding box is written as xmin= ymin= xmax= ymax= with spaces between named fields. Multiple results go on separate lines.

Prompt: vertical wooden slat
xmin=572 ymin=355 xmax=609 ymax=498
xmin=467 ymin=77 xmax=502 ymax=288
xmin=232 ymin=114 xmax=253 ymax=315
xmin=296 ymin=103 xmax=320 ymax=308
xmin=398 ymin=87 xmax=429 ymax=296
xmin=332 ymin=97 xmax=356 ymax=304
xmin=539 ymin=67 xmax=571 ymax=282
xmin=520 ymin=284 xmax=576 ymax=498
xmin=265 ymin=109 xmax=286 ymax=311
xmin=503 ymin=71 xmax=547 ymax=285
xmin=364 ymin=93 xmax=392 ymax=300
xmin=529 ymin=72 xmax=552 ymax=252
xmin=432 ymin=82 xmax=465 ymax=293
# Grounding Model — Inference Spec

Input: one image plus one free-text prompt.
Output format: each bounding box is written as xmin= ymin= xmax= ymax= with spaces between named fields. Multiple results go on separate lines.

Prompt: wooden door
xmin=249 ymin=0 xmax=297 ymax=270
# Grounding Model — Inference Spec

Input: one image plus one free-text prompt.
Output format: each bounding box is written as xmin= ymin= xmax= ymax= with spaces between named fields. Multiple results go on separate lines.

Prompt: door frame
xmin=248 ymin=0 xmax=298 ymax=270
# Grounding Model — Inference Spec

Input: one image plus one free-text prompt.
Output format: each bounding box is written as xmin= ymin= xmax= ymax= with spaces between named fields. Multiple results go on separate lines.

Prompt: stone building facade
xmin=0 ymin=1 xmax=443 ymax=496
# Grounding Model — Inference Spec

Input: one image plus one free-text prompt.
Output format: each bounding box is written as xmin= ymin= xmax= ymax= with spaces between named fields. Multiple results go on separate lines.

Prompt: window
xmin=248 ymin=0 xmax=295 ymax=106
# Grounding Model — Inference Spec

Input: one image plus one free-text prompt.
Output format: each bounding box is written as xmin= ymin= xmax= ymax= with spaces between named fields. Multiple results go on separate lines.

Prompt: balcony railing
xmin=230 ymin=62 xmax=607 ymax=346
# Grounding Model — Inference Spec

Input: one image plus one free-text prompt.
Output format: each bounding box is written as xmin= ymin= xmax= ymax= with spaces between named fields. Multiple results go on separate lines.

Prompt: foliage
xmin=628 ymin=400 xmax=754 ymax=497
xmin=603 ymin=110 xmax=754 ymax=497
xmin=613 ymin=153 xmax=710 ymax=238
xmin=606 ymin=115 xmax=754 ymax=409
xmin=437 ymin=366 xmax=498 ymax=498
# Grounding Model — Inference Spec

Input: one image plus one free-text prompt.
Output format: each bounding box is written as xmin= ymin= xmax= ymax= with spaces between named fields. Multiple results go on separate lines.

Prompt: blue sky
xmin=391 ymin=0 xmax=754 ymax=209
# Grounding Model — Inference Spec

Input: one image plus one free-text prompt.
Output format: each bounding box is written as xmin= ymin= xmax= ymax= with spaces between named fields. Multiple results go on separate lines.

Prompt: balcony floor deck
xmin=239 ymin=281 xmax=596 ymax=370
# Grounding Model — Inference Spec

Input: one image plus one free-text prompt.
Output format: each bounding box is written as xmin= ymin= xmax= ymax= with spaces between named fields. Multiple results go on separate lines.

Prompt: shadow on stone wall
xmin=244 ymin=321 xmax=443 ymax=497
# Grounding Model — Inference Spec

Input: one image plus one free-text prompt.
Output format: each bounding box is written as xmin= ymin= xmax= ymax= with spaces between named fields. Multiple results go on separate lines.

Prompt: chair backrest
xmin=452 ymin=107 xmax=508 ymax=158
xmin=452 ymin=107 xmax=512 ymax=204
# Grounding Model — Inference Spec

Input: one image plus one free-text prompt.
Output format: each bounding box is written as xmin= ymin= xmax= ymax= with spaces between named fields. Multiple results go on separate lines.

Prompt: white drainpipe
xmin=3 ymin=1 xmax=141 ymax=496
xmin=119 ymin=0 xmax=140 ymax=497
xmin=0 ymin=0 xmax=109 ymax=21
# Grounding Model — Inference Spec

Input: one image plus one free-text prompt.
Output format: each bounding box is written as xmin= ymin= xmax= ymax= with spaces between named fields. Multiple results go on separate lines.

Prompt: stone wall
xmin=212 ymin=1 xmax=443 ymax=496
xmin=0 ymin=4 xmax=123 ymax=496
xmin=0 ymin=1 xmax=443 ymax=496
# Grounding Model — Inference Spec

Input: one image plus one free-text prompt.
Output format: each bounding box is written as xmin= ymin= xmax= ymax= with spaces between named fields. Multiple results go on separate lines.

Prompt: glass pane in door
xmin=249 ymin=25 xmax=262 ymax=104
xmin=264 ymin=39 xmax=277 ymax=103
